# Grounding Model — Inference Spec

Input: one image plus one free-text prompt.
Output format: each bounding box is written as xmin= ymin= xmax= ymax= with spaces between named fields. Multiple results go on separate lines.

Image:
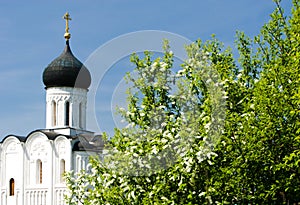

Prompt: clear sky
xmin=0 ymin=0 xmax=293 ymax=139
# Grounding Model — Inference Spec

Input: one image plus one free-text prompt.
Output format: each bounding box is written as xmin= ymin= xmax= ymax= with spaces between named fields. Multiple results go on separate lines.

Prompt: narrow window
xmin=65 ymin=101 xmax=70 ymax=126
xmin=9 ymin=178 xmax=14 ymax=196
xmin=52 ymin=101 xmax=57 ymax=126
xmin=79 ymin=103 xmax=82 ymax=128
xmin=37 ymin=160 xmax=42 ymax=184
xmin=60 ymin=159 xmax=66 ymax=182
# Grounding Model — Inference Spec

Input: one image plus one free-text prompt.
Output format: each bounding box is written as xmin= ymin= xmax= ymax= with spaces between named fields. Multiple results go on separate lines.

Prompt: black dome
xmin=43 ymin=40 xmax=91 ymax=89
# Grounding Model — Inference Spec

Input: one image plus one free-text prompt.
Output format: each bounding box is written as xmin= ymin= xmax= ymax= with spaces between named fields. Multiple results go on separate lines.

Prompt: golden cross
xmin=63 ymin=12 xmax=72 ymax=39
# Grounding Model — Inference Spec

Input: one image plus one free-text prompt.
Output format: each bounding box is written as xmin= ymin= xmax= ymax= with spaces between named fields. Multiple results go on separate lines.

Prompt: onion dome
xmin=42 ymin=12 xmax=91 ymax=89
xmin=42 ymin=40 xmax=91 ymax=89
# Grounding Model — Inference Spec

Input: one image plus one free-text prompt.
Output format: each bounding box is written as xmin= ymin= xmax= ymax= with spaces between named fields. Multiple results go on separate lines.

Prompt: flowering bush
xmin=65 ymin=2 xmax=300 ymax=204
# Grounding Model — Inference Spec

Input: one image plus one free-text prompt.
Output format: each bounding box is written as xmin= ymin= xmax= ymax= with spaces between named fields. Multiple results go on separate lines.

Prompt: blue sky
xmin=0 ymin=0 xmax=293 ymax=139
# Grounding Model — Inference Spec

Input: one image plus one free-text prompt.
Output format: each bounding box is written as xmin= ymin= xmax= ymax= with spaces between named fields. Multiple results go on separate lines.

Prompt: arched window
xmin=9 ymin=178 xmax=14 ymax=196
xmin=37 ymin=159 xmax=42 ymax=184
xmin=60 ymin=159 xmax=66 ymax=183
xmin=79 ymin=103 xmax=82 ymax=128
xmin=52 ymin=101 xmax=57 ymax=126
xmin=65 ymin=101 xmax=70 ymax=126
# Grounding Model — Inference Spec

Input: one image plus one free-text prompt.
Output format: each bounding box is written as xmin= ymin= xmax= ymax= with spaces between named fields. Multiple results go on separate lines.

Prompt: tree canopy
xmin=65 ymin=1 xmax=300 ymax=204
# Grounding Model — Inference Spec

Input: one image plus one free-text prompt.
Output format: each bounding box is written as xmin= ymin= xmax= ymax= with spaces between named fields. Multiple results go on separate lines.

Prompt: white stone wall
xmin=53 ymin=136 xmax=71 ymax=205
xmin=0 ymin=132 xmax=73 ymax=205
xmin=0 ymin=136 xmax=24 ymax=205
xmin=45 ymin=87 xmax=88 ymax=131
xmin=73 ymin=152 xmax=90 ymax=173
xmin=26 ymin=132 xmax=52 ymax=188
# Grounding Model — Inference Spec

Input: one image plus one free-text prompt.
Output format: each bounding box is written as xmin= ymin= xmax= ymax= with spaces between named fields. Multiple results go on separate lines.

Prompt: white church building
xmin=0 ymin=13 xmax=104 ymax=205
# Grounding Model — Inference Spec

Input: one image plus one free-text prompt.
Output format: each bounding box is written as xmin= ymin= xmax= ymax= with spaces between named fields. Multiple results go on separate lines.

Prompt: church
xmin=0 ymin=13 xmax=104 ymax=205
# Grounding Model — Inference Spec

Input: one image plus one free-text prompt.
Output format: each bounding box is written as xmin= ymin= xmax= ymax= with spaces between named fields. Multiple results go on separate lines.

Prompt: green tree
xmin=65 ymin=1 xmax=300 ymax=204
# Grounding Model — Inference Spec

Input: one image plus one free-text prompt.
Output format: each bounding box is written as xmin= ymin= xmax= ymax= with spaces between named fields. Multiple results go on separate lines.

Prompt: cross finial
xmin=63 ymin=12 xmax=72 ymax=40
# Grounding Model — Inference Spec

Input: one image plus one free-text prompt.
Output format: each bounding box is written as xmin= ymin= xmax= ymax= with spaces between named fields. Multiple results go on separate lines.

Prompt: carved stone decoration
xmin=31 ymin=141 xmax=47 ymax=159
xmin=7 ymin=142 xmax=17 ymax=153
xmin=57 ymin=140 xmax=67 ymax=156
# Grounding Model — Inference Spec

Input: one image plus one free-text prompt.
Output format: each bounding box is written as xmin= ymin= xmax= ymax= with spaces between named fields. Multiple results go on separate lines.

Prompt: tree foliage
xmin=65 ymin=1 xmax=300 ymax=204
